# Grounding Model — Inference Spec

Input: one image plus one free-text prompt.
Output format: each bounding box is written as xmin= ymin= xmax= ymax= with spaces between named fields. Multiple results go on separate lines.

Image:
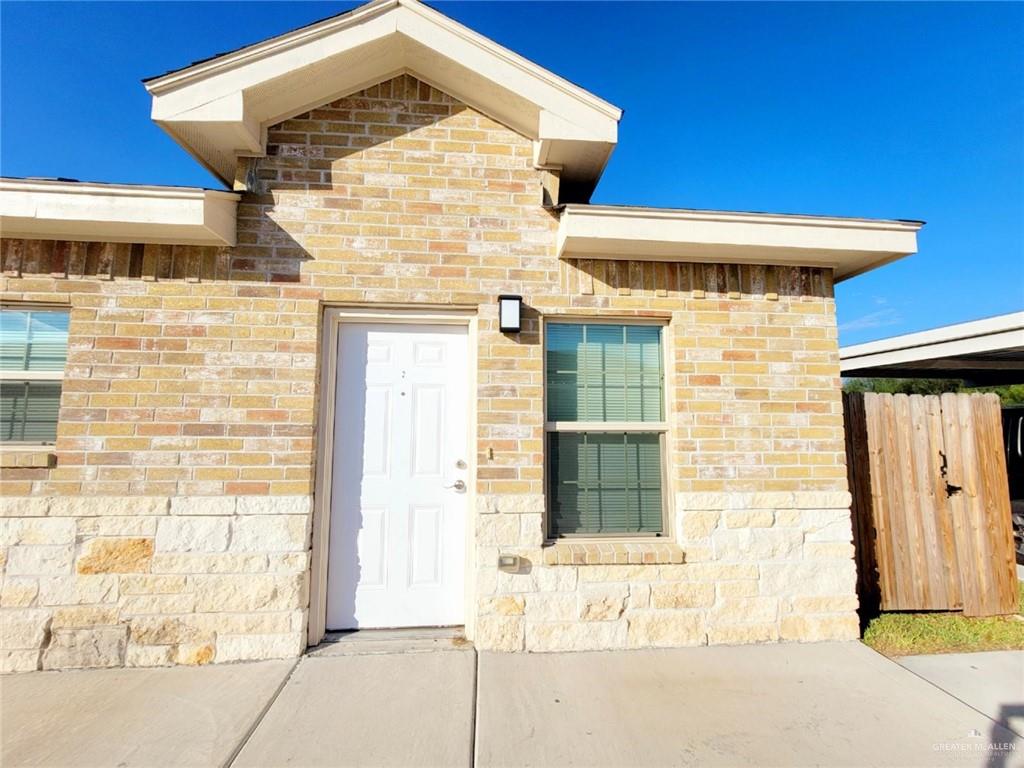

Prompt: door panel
xmin=326 ymin=323 xmax=468 ymax=629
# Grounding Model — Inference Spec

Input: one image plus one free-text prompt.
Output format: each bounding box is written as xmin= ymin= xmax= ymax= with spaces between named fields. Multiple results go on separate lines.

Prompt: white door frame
xmin=308 ymin=306 xmax=478 ymax=646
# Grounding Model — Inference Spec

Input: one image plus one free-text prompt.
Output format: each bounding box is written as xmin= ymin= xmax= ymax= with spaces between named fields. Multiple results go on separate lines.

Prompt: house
xmin=0 ymin=0 xmax=923 ymax=672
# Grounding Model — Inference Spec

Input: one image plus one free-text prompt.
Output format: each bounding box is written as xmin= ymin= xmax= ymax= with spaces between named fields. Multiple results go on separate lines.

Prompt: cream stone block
xmin=1 ymin=608 xmax=51 ymax=649
xmin=675 ymin=491 xmax=851 ymax=513
xmin=156 ymin=517 xmax=230 ymax=553
xmin=477 ymin=514 xmax=521 ymax=546
xmin=475 ymin=497 xmax=498 ymax=515
xmin=486 ymin=495 xmax=545 ymax=515
xmin=476 ymin=565 xmax=498 ymax=596
xmin=229 ymin=516 xmax=308 ymax=553
xmin=519 ymin=514 xmax=544 ymax=547
xmin=780 ymin=614 xmax=859 ymax=642
xmin=722 ymin=510 xmax=774 ymax=529
xmin=201 ymin=612 xmax=299 ymax=636
xmin=170 ymin=497 xmax=237 ymax=516
xmin=674 ymin=493 xmax=728 ymax=512
xmin=578 ymin=584 xmax=628 ymax=621
xmin=577 ymin=564 xmax=661 ymax=583
xmin=42 ymin=626 xmax=127 ymax=669
xmin=126 ymin=644 xmax=174 ymax=667
xmin=788 ymin=595 xmax=860 ymax=614
xmin=627 ymin=583 xmax=651 ymax=609
xmin=680 ymin=510 xmax=719 ymax=540
xmin=51 ymin=605 xmax=120 ymax=628
xmin=0 ymin=518 xmax=76 ymax=546
xmin=150 ymin=553 xmax=269 ymax=574
xmin=216 ymin=632 xmax=304 ymax=662
xmin=774 ymin=509 xmax=801 ymax=527
xmin=804 ymin=542 xmax=856 ymax=560
xmin=496 ymin=567 xmax=539 ymax=593
xmin=6 ymin=545 xmax=74 ymax=575
xmin=525 ymin=593 xmax=577 ymax=621
xmin=713 ymin=528 xmax=801 ymax=562
xmin=716 ymin=580 xmax=758 ymax=599
xmin=760 ymin=562 xmax=857 ymax=598
xmin=711 ymin=597 xmax=779 ymax=624
xmin=1 ymin=578 xmax=39 ymax=608
xmin=76 ymin=538 xmax=154 ymax=574
xmin=650 ymin=582 xmax=715 ymax=610
xmin=77 ymin=517 xmax=159 ymax=538
xmin=119 ymin=575 xmax=188 ymax=594
xmin=175 ymin=643 xmax=215 ymax=665
xmin=791 ymin=491 xmax=851 ymax=510
xmin=626 ymin=610 xmax=706 ymax=648
xmin=481 ymin=595 xmax=525 ymax=616
xmin=130 ymin=616 xmax=213 ymax=646
xmin=0 ymin=497 xmax=48 ymax=517
xmin=1 ymin=649 xmax=40 ymax=673
xmin=708 ymin=623 xmax=779 ymax=646
xmin=535 ymin=565 xmax=578 ymax=592
xmin=37 ymin=575 xmax=118 ymax=606
xmin=474 ymin=615 xmax=524 ymax=651
xmin=526 ymin=620 xmax=626 ymax=652
xmin=659 ymin=563 xmax=759 ymax=582
xmin=119 ymin=592 xmax=197 ymax=616
xmin=236 ymin=496 xmax=312 ymax=516
xmin=49 ymin=497 xmax=169 ymax=517
xmin=268 ymin=552 xmax=311 ymax=573
xmin=802 ymin=513 xmax=853 ymax=543
xmin=192 ymin=573 xmax=306 ymax=613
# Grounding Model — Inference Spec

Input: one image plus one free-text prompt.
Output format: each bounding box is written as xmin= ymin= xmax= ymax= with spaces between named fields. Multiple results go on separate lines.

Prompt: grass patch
xmin=863 ymin=582 xmax=1024 ymax=657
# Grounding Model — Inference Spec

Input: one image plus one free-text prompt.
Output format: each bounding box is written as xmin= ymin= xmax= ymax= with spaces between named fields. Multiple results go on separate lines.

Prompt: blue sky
xmin=2 ymin=2 xmax=1021 ymax=345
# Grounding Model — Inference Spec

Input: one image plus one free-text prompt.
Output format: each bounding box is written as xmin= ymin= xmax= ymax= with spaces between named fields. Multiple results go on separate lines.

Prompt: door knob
xmin=444 ymin=479 xmax=467 ymax=492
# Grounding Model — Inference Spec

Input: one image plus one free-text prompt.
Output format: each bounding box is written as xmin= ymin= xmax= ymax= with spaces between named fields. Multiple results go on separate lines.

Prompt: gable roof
xmin=145 ymin=0 xmax=621 ymax=201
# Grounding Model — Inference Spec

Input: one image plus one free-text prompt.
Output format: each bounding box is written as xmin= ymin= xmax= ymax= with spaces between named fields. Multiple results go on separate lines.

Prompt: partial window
xmin=0 ymin=307 xmax=69 ymax=444
xmin=545 ymin=322 xmax=667 ymax=537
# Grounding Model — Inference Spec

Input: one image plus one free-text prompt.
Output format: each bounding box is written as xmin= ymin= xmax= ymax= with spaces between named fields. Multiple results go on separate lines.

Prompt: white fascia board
xmin=839 ymin=311 xmax=1024 ymax=371
xmin=557 ymin=205 xmax=923 ymax=280
xmin=0 ymin=179 xmax=238 ymax=246
xmin=145 ymin=0 xmax=620 ymax=188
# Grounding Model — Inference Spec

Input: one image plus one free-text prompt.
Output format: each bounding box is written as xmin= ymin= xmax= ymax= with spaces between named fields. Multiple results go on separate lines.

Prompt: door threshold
xmin=309 ymin=626 xmax=471 ymax=657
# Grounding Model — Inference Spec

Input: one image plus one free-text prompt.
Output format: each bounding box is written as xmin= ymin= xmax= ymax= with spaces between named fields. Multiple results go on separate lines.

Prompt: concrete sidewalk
xmin=2 ymin=641 xmax=1020 ymax=768
xmin=476 ymin=642 xmax=1020 ymax=768
xmin=0 ymin=659 xmax=294 ymax=767
xmin=899 ymin=650 xmax=1024 ymax=738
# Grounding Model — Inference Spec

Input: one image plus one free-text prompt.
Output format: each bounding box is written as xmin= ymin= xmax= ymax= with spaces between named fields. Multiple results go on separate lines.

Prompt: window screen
xmin=0 ymin=308 xmax=68 ymax=444
xmin=545 ymin=323 xmax=665 ymax=536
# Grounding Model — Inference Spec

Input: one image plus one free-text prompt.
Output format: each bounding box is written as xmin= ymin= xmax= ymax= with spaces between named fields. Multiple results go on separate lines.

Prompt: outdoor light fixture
xmin=498 ymin=295 xmax=523 ymax=333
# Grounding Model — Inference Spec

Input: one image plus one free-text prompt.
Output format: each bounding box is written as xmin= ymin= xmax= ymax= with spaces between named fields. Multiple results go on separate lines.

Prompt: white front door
xmin=326 ymin=323 xmax=469 ymax=629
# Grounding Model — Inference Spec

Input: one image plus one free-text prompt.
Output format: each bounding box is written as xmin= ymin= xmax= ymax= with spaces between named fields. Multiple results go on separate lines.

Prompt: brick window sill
xmin=541 ymin=539 xmax=685 ymax=566
xmin=0 ymin=448 xmax=57 ymax=469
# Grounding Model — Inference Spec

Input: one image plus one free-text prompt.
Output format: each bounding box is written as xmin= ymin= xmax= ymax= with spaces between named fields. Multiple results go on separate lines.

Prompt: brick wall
xmin=0 ymin=74 xmax=857 ymax=671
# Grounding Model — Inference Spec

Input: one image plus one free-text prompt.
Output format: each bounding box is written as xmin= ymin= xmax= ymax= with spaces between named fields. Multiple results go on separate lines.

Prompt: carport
xmin=840 ymin=311 xmax=1024 ymax=384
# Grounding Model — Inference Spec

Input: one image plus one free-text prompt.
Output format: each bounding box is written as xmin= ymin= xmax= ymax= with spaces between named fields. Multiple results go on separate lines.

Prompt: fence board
xmin=844 ymin=392 xmax=1016 ymax=617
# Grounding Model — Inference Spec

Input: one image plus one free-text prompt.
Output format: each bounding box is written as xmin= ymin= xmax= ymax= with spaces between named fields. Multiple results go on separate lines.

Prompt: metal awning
xmin=839 ymin=311 xmax=1024 ymax=385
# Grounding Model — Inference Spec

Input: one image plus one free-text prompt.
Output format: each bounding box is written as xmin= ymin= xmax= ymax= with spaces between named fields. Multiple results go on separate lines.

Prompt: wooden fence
xmin=844 ymin=392 xmax=1017 ymax=617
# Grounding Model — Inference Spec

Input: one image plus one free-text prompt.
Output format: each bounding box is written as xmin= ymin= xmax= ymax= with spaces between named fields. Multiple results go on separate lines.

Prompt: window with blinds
xmin=545 ymin=323 xmax=666 ymax=536
xmin=0 ymin=308 xmax=69 ymax=444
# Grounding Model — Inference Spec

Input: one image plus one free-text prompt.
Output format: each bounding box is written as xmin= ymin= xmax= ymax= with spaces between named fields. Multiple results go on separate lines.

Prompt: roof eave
xmin=0 ymin=179 xmax=239 ymax=247
xmin=557 ymin=204 xmax=923 ymax=279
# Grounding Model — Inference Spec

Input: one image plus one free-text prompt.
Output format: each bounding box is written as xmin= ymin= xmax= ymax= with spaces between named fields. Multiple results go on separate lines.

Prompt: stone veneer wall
xmin=0 ymin=74 xmax=858 ymax=671
xmin=1 ymin=496 xmax=309 ymax=672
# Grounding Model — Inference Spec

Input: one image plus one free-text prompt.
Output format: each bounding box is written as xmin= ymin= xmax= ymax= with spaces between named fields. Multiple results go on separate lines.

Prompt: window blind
xmin=545 ymin=322 xmax=665 ymax=536
xmin=0 ymin=308 xmax=68 ymax=444
xmin=1 ymin=381 xmax=62 ymax=443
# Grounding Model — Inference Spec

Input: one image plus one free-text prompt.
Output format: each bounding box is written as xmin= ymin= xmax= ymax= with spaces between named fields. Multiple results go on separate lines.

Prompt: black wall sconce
xmin=498 ymin=295 xmax=523 ymax=333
